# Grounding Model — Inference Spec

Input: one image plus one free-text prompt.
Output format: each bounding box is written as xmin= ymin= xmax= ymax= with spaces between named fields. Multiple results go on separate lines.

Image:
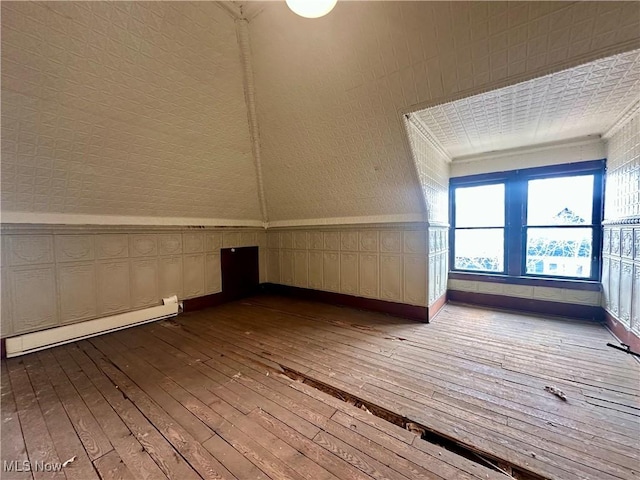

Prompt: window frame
xmin=450 ymin=178 xmax=509 ymax=274
xmin=449 ymin=160 xmax=605 ymax=283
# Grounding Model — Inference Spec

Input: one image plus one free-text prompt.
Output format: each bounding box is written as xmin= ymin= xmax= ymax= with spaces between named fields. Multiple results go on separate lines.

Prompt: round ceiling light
xmin=286 ymin=0 xmax=337 ymax=18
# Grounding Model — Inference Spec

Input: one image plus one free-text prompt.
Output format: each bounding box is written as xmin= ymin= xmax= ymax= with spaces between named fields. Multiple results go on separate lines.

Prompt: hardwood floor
xmin=2 ymin=295 xmax=638 ymax=480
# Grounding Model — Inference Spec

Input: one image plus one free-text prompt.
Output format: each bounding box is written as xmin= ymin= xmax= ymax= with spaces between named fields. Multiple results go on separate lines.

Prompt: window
xmin=450 ymin=160 xmax=604 ymax=281
xmin=453 ymin=183 xmax=505 ymax=273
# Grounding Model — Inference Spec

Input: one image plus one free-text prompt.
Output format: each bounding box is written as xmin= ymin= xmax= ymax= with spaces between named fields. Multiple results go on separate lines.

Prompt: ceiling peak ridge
xmin=405 ymin=114 xmax=452 ymax=163
xmin=217 ymin=2 xmax=265 ymax=22
xmin=216 ymin=1 xmax=243 ymax=20
xmin=235 ymin=18 xmax=269 ymax=224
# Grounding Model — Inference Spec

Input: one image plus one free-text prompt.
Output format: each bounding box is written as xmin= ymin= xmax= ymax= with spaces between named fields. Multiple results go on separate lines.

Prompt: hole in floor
xmin=278 ymin=365 xmax=546 ymax=480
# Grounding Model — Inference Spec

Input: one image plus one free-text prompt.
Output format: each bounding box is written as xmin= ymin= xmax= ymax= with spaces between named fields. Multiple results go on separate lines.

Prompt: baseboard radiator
xmin=5 ymin=303 xmax=179 ymax=358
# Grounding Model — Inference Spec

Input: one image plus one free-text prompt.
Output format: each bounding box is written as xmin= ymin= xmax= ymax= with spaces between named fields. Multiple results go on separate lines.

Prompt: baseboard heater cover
xmin=5 ymin=303 xmax=179 ymax=358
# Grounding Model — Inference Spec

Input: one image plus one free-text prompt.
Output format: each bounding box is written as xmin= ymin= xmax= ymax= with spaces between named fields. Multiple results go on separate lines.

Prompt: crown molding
xmin=267 ymin=213 xmax=427 ymax=229
xmin=603 ymin=99 xmax=640 ymax=140
xmin=405 ymin=114 xmax=452 ymax=163
xmin=0 ymin=212 xmax=265 ymax=228
xmin=451 ymin=136 xmax=604 ymax=164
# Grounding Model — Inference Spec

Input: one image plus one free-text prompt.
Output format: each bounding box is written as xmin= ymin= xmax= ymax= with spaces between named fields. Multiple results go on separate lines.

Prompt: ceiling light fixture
xmin=286 ymin=0 xmax=337 ymax=18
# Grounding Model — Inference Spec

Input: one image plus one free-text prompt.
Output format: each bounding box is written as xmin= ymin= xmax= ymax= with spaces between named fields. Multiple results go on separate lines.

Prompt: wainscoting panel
xmin=10 ymin=265 xmax=58 ymax=333
xmin=97 ymin=261 xmax=131 ymax=315
xmin=1 ymin=225 xmax=265 ymax=337
xmin=183 ymin=254 xmax=206 ymax=299
xmin=294 ymin=250 xmax=309 ymax=288
xmin=359 ymin=254 xmax=379 ymax=299
xmin=267 ymin=225 xmax=433 ymax=308
xmin=158 ymin=234 xmax=183 ymax=256
xmin=131 ymin=258 xmax=159 ymax=309
xmin=159 ymin=255 xmax=184 ymax=299
xmin=602 ymin=110 xmax=639 ymax=346
xmin=58 ymin=262 xmax=97 ymax=324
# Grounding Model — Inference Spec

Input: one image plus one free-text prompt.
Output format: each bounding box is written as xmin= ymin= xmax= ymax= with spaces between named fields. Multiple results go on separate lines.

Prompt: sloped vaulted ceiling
xmin=249 ymin=1 xmax=640 ymax=224
xmin=1 ymin=2 xmax=262 ymax=223
xmin=2 ymin=2 xmax=640 ymax=226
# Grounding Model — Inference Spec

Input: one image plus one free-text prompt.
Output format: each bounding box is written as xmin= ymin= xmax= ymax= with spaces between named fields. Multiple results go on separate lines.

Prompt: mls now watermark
xmin=4 ymin=460 xmax=64 ymax=472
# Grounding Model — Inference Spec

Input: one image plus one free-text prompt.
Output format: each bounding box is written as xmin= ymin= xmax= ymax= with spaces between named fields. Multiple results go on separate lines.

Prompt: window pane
xmin=527 ymin=175 xmax=594 ymax=225
xmin=454 ymin=229 xmax=504 ymax=272
xmin=455 ymin=184 xmax=505 ymax=228
xmin=526 ymin=228 xmax=592 ymax=278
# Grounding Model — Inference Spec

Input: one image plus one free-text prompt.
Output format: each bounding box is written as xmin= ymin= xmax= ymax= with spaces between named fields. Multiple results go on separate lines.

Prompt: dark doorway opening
xmin=221 ymin=246 xmax=259 ymax=301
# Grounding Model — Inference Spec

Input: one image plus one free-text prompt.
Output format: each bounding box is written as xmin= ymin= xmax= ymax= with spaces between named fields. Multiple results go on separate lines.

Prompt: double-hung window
xmin=450 ymin=160 xmax=604 ymax=281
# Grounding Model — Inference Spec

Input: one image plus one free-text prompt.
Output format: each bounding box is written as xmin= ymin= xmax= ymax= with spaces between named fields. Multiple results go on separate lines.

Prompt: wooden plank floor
xmin=2 ymin=295 xmax=638 ymax=480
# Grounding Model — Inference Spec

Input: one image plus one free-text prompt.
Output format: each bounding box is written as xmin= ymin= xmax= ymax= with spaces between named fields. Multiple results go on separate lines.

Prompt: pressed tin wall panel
xmin=55 ymin=235 xmax=95 ymax=263
xmin=183 ymin=233 xmax=205 ymax=254
xmin=97 ymin=261 xmax=130 ymax=315
xmin=267 ymin=225 xmax=429 ymax=306
xmin=183 ymin=254 xmax=205 ymax=298
xmin=1 ymin=269 xmax=12 ymax=337
xmin=131 ymin=258 xmax=159 ymax=309
xmin=308 ymin=252 xmax=323 ymax=289
xmin=407 ymin=121 xmax=450 ymax=225
xmin=159 ymin=256 xmax=184 ymax=300
xmin=293 ymin=231 xmax=308 ymax=250
xmin=603 ymin=110 xmax=640 ymax=339
xmin=0 ymin=2 xmax=262 ymax=221
xmin=340 ymin=253 xmax=359 ymax=295
xmin=1 ymin=226 xmax=265 ymax=337
xmin=428 ymin=226 xmax=449 ymax=306
xmin=130 ymin=235 xmax=158 ymax=258
xmin=250 ymin=2 xmax=640 ymax=222
xmin=206 ymin=233 xmax=223 ymax=252
xmin=323 ymin=252 xmax=341 ymax=293
xmin=380 ymin=255 xmax=403 ymax=302
xmin=633 ymin=265 xmax=640 ymax=336
xmin=404 ymin=256 xmax=427 ymax=306
xmin=205 ymin=253 xmax=222 ymax=295
xmin=294 ymin=251 xmax=309 ymax=288
xmin=380 ymin=232 xmax=402 ymax=253
xmin=158 ymin=234 xmax=183 ymax=256
xmin=340 ymin=232 xmax=358 ymax=252
xmin=10 ymin=266 xmax=58 ymax=333
xmin=7 ymin=235 xmax=53 ymax=266
xmin=96 ymin=234 xmax=129 ymax=260
xmin=281 ymin=250 xmax=295 ymax=286
xmin=406 ymin=121 xmax=449 ymax=306
xmin=359 ymin=254 xmax=380 ymax=299
xmin=58 ymin=263 xmax=97 ymax=323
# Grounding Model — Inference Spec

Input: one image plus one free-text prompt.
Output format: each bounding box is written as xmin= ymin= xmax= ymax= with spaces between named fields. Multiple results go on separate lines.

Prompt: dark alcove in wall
xmin=221 ymin=246 xmax=259 ymax=301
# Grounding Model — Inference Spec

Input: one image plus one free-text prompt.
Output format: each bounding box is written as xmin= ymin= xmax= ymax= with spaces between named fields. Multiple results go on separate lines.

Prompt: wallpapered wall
xmin=0 ymin=226 xmax=266 ymax=337
xmin=603 ymin=110 xmax=640 ymax=339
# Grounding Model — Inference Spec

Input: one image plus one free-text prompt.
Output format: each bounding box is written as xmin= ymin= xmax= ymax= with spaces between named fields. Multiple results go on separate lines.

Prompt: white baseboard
xmin=5 ymin=303 xmax=179 ymax=358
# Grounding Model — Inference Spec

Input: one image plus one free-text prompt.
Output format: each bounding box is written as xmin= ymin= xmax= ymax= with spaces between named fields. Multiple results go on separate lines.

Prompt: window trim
xmin=449 ymin=160 xmax=605 ymax=282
